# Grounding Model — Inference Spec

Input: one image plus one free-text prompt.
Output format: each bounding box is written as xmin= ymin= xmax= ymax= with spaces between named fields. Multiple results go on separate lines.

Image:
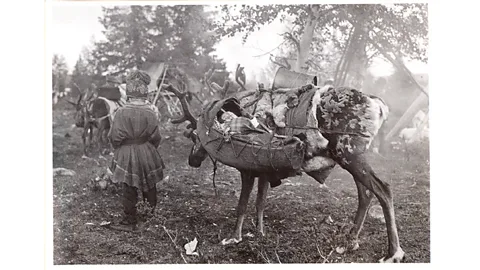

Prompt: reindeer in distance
xmin=66 ymin=83 xmax=115 ymax=156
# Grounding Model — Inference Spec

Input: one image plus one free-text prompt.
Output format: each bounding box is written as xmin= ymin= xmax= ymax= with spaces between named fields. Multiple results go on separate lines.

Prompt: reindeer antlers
xmin=204 ymin=68 xmax=231 ymax=99
xmin=204 ymin=68 xmax=216 ymax=95
xmin=162 ymin=84 xmax=197 ymax=130
xmin=65 ymin=84 xmax=84 ymax=106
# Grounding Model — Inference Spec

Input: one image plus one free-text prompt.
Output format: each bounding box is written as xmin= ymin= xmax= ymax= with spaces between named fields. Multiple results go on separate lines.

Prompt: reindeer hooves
xmin=349 ymin=239 xmax=360 ymax=251
xmin=318 ymin=183 xmax=329 ymax=190
xmin=379 ymin=248 xmax=405 ymax=263
xmin=220 ymin=237 xmax=242 ymax=246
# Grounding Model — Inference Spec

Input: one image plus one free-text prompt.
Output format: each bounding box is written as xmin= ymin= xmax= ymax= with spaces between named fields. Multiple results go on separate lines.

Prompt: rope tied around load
xmin=284 ymin=125 xmax=370 ymax=138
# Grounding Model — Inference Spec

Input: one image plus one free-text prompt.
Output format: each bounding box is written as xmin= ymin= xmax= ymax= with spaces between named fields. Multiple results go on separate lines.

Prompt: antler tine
xmin=210 ymin=82 xmax=223 ymax=92
xmin=77 ymin=91 xmax=83 ymax=105
xmin=66 ymin=99 xmax=77 ymax=106
xmin=73 ymin=83 xmax=81 ymax=92
xmin=221 ymin=81 xmax=230 ymax=98
xmin=207 ymin=68 xmax=215 ymax=81
xmin=204 ymin=68 xmax=216 ymax=94
xmin=163 ymin=84 xmax=197 ymax=129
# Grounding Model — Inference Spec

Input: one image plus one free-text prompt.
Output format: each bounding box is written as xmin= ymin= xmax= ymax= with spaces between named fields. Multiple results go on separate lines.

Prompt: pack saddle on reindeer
xmin=164 ymin=67 xmax=405 ymax=263
xmin=168 ymin=67 xmax=388 ymax=187
xmin=70 ymin=76 xmax=128 ymax=156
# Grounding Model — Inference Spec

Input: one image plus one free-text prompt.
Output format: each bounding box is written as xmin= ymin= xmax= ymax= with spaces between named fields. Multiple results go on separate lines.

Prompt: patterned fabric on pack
xmin=228 ymin=117 xmax=258 ymax=134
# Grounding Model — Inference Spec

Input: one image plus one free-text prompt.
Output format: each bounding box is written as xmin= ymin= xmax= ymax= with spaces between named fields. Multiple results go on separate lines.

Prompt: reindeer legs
xmin=82 ymin=125 xmax=89 ymax=156
xmin=256 ymin=176 xmax=269 ymax=236
xmin=349 ymin=180 xmax=374 ymax=250
xmin=339 ymin=154 xmax=404 ymax=263
xmin=221 ymin=172 xmax=270 ymax=245
xmin=89 ymin=125 xmax=94 ymax=144
xmin=102 ymin=129 xmax=109 ymax=154
xmin=221 ymin=170 xmax=255 ymax=245
xmin=96 ymin=124 xmax=104 ymax=152
xmin=307 ymin=167 xmax=374 ymax=250
xmin=233 ymin=171 xmax=254 ymax=240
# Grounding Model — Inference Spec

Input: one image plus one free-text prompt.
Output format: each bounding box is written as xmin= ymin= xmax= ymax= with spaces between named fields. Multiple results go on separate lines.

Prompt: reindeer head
xmin=167 ymin=66 xmax=247 ymax=167
xmin=187 ymin=131 xmax=209 ymax=168
xmin=163 ymin=84 xmax=209 ymax=167
xmin=67 ymin=83 xmax=96 ymax=128
xmin=66 ymin=93 xmax=86 ymax=127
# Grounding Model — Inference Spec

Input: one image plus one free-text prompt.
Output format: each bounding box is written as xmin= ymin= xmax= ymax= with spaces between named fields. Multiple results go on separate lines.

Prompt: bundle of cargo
xmin=97 ymin=86 xmax=122 ymax=101
xmin=196 ymin=97 xmax=306 ymax=172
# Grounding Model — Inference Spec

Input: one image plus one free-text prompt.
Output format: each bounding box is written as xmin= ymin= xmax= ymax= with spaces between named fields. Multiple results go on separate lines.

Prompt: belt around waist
xmin=123 ymin=137 xmax=149 ymax=145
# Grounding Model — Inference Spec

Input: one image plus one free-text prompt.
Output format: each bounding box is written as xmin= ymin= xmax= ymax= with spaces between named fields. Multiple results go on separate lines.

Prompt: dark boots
xmin=143 ymin=187 xmax=157 ymax=214
xmin=109 ymin=183 xmax=157 ymax=232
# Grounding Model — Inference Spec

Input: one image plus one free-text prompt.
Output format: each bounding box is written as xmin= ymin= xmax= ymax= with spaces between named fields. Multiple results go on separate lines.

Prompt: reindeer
xmin=67 ymin=84 xmax=114 ymax=156
xmin=204 ymin=65 xmax=246 ymax=100
xmin=163 ymin=78 xmax=404 ymax=263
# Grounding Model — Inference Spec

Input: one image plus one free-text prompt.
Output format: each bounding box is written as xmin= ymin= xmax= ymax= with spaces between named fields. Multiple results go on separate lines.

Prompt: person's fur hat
xmin=126 ymin=70 xmax=151 ymax=97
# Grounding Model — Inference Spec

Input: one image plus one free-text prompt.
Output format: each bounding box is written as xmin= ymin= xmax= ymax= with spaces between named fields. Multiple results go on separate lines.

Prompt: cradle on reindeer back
xmin=196 ymin=97 xmax=307 ymax=173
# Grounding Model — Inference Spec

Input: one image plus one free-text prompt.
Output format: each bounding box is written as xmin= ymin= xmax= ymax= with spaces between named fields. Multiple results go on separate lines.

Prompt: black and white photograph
xmin=49 ymin=0 xmax=430 ymax=264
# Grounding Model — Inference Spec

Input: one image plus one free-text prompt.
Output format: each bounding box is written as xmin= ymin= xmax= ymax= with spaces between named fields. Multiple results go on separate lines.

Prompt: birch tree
xmin=214 ymin=4 xmax=427 ymax=88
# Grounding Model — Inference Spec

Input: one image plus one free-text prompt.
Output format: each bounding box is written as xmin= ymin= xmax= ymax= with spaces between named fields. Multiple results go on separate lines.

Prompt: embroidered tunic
xmin=109 ymin=100 xmax=164 ymax=192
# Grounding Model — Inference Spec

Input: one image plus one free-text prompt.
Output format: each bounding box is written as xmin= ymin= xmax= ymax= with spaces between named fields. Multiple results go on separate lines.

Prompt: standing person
xmin=108 ymin=70 xmax=165 ymax=232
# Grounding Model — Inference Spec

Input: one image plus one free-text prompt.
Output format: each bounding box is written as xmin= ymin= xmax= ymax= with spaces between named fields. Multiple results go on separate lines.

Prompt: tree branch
xmin=252 ymin=39 xmax=288 ymax=58
xmin=283 ymin=32 xmax=301 ymax=56
xmin=366 ymin=28 xmax=429 ymax=97
xmin=269 ymin=55 xmax=291 ymax=70
xmin=305 ymin=59 xmax=322 ymax=71
xmin=313 ymin=5 xmax=344 ymax=20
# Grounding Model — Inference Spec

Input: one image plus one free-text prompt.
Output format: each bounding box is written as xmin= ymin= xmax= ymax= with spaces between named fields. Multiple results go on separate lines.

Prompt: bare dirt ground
xmin=52 ymin=105 xmax=430 ymax=264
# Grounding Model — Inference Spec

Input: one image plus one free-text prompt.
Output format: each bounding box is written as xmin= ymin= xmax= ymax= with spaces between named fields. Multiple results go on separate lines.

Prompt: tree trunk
xmin=334 ymin=26 xmax=354 ymax=84
xmin=342 ymin=18 xmax=368 ymax=89
xmin=294 ymin=5 xmax=320 ymax=72
xmin=336 ymin=26 xmax=360 ymax=86
xmin=348 ymin=39 xmax=368 ymax=89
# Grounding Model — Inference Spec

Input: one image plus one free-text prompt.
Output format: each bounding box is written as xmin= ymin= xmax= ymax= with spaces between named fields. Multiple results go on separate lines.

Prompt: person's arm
xmin=108 ymin=110 xmax=126 ymax=149
xmin=148 ymin=125 xmax=162 ymax=148
xmin=147 ymin=109 xmax=162 ymax=148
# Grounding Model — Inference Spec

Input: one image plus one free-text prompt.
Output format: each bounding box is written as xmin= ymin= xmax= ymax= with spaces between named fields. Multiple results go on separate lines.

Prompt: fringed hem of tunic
xmin=110 ymin=161 xmax=164 ymax=192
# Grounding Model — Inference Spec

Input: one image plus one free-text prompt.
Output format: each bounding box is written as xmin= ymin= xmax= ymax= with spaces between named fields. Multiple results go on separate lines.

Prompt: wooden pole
xmin=153 ymin=64 xmax=168 ymax=105
xmin=385 ymin=91 xmax=428 ymax=141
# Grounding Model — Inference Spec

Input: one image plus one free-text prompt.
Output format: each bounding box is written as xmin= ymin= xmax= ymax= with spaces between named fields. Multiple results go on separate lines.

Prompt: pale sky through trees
xmin=51 ymin=4 xmax=427 ymax=80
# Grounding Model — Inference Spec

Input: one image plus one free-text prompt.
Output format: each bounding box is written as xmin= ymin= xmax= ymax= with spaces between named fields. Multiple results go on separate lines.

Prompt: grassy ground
xmin=52 ymin=104 xmax=430 ymax=264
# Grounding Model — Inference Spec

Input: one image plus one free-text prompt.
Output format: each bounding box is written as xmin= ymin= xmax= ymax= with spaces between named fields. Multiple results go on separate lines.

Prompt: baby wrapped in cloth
xmin=219 ymin=111 xmax=263 ymax=135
